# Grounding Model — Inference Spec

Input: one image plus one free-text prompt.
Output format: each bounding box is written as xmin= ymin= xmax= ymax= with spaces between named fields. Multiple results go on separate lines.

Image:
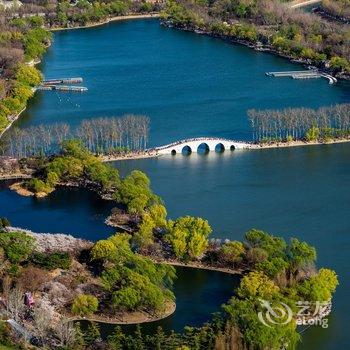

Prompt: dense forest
xmin=4 ymin=0 xmax=161 ymax=28
xmin=247 ymin=103 xmax=350 ymax=142
xmin=0 ymin=14 xmax=51 ymax=133
xmin=0 ymin=114 xmax=150 ymax=157
xmin=161 ymin=0 xmax=350 ymax=77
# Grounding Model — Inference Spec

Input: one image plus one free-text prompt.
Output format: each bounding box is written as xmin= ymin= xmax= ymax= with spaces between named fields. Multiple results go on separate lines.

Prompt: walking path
xmin=289 ymin=0 xmax=322 ymax=9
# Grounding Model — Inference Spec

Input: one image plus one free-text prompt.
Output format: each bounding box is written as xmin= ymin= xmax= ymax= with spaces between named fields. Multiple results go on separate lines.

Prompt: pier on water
xmin=38 ymin=76 xmax=88 ymax=92
xmin=42 ymin=77 xmax=83 ymax=85
xmin=265 ymin=70 xmax=337 ymax=84
xmin=38 ymin=85 xmax=88 ymax=92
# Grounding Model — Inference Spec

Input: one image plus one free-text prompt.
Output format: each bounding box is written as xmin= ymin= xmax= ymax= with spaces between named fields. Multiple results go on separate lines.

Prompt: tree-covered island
xmin=0 ymin=141 xmax=339 ymax=349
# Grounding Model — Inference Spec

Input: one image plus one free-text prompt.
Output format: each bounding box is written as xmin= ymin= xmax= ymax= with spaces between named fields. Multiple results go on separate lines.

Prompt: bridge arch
xmin=171 ymin=149 xmax=176 ymax=155
xmin=197 ymin=142 xmax=210 ymax=154
xmin=182 ymin=145 xmax=192 ymax=155
xmin=230 ymin=144 xmax=236 ymax=151
xmin=215 ymin=143 xmax=225 ymax=153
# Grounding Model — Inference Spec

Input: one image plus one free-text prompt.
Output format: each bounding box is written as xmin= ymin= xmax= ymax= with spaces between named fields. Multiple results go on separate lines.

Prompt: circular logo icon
xmin=258 ymin=299 xmax=293 ymax=327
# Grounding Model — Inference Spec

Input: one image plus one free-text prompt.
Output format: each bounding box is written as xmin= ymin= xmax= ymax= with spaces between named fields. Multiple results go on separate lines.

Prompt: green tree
xmin=90 ymin=239 xmax=116 ymax=261
xmin=108 ymin=326 xmax=126 ymax=350
xmin=245 ymin=229 xmax=286 ymax=258
xmin=329 ymin=56 xmax=350 ymax=73
xmin=115 ymin=170 xmax=160 ymax=214
xmin=148 ymin=204 xmax=167 ymax=227
xmin=83 ymin=322 xmax=100 ymax=346
xmin=165 ymin=216 xmax=212 ymax=260
xmin=223 ymin=298 xmax=300 ymax=350
xmin=288 ymin=238 xmax=316 ymax=270
xmin=305 ymin=126 xmax=320 ymax=141
xmin=71 ymin=294 xmax=99 ymax=316
xmin=133 ymin=213 xmax=156 ymax=250
xmin=237 ymin=271 xmax=280 ymax=299
xmin=187 ymin=231 xmax=209 ymax=259
xmin=256 ymin=257 xmax=289 ymax=279
xmin=153 ymin=326 xmax=166 ymax=350
xmin=219 ymin=241 xmax=245 ymax=266
xmin=297 ymin=268 xmax=338 ymax=301
xmin=15 ymin=64 xmax=42 ymax=86
xmin=73 ymin=322 xmax=86 ymax=350
xmin=112 ymin=287 xmax=141 ymax=311
xmin=0 ymin=231 xmax=34 ymax=264
xmin=0 ymin=217 xmax=10 ymax=229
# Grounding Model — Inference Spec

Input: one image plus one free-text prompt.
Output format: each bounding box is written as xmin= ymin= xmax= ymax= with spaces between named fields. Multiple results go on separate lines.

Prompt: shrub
xmin=0 ymin=217 xmax=10 ymax=229
xmin=0 ymin=231 xmax=34 ymax=264
xmin=305 ymin=126 xmax=320 ymax=142
xmin=219 ymin=241 xmax=245 ymax=266
xmin=25 ymin=178 xmax=53 ymax=194
xmin=17 ymin=266 xmax=50 ymax=291
xmin=30 ymin=251 xmax=72 ymax=270
xmin=72 ymin=294 xmax=99 ymax=316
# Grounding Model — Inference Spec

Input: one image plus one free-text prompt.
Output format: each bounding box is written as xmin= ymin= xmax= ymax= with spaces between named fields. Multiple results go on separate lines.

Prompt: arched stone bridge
xmin=152 ymin=138 xmax=251 ymax=155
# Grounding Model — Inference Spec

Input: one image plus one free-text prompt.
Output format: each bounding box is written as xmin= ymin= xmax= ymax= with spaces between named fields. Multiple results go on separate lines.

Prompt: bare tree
xmin=6 ymin=288 xmax=25 ymax=322
xmin=33 ymin=300 xmax=55 ymax=340
xmin=55 ymin=318 xmax=76 ymax=348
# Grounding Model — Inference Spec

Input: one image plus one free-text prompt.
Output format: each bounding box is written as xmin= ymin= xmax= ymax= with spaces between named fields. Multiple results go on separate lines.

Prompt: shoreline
xmin=248 ymin=138 xmax=350 ymax=150
xmin=1 ymin=137 xmax=350 ymax=184
xmin=313 ymin=6 xmax=350 ymax=24
xmin=289 ymin=0 xmax=322 ymax=9
xmin=0 ymin=14 xmax=158 ymax=139
xmin=49 ymin=13 xmax=160 ymax=32
xmin=101 ymin=150 xmax=158 ymax=163
xmin=152 ymin=258 xmax=242 ymax=276
xmin=0 ymin=174 xmax=32 ymax=181
xmin=69 ymin=301 xmax=176 ymax=325
xmin=0 ymin=107 xmax=26 ymax=139
xmin=161 ymin=21 xmax=349 ymax=81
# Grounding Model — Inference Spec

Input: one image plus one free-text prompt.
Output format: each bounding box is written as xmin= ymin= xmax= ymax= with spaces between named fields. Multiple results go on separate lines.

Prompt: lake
xmin=14 ymin=19 xmax=350 ymax=146
xmin=2 ymin=18 xmax=350 ymax=349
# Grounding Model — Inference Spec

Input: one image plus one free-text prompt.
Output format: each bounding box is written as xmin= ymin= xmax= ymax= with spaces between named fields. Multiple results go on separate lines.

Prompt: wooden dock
xmin=39 ymin=76 xmax=88 ymax=92
xmin=42 ymin=77 xmax=83 ymax=85
xmin=265 ymin=70 xmax=337 ymax=84
xmin=38 ymin=85 xmax=88 ymax=92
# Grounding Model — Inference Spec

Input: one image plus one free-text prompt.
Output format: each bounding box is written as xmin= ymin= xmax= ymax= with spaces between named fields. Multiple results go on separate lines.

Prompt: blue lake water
xmin=15 ymin=19 xmax=350 ymax=146
xmin=1 ymin=18 xmax=350 ymax=349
